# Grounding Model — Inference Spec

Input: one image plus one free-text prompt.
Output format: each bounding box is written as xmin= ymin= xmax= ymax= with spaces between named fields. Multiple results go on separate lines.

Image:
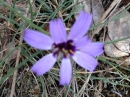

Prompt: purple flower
xmin=24 ymin=11 xmax=104 ymax=85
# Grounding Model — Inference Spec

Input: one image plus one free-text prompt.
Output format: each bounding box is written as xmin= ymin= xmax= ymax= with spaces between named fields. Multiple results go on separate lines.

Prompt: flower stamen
xmin=62 ymin=48 xmax=68 ymax=54
xmin=52 ymin=40 xmax=75 ymax=58
xmin=69 ymin=49 xmax=74 ymax=54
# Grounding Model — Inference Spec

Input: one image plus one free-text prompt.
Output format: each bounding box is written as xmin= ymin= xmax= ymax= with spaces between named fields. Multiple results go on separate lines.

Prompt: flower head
xmin=24 ymin=11 xmax=104 ymax=85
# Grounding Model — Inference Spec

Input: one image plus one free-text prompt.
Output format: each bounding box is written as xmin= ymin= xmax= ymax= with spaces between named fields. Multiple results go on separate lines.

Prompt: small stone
xmin=105 ymin=10 xmax=130 ymax=57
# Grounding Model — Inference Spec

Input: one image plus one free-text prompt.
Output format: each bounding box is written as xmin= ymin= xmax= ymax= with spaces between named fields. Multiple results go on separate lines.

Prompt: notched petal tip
xmin=73 ymin=51 xmax=98 ymax=72
xmin=30 ymin=53 xmax=56 ymax=76
xmin=30 ymin=68 xmax=41 ymax=76
xmin=24 ymin=28 xmax=54 ymax=50
xmin=30 ymin=65 xmax=42 ymax=76
xmin=79 ymin=42 xmax=104 ymax=57
xmin=24 ymin=28 xmax=31 ymax=32
xmin=60 ymin=82 xmax=69 ymax=86
xmin=49 ymin=18 xmax=67 ymax=44
xmin=68 ymin=11 xmax=93 ymax=41
xmin=60 ymin=58 xmax=72 ymax=85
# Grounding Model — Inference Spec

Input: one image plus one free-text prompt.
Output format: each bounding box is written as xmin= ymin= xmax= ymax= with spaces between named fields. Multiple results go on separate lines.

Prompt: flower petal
xmin=49 ymin=18 xmax=67 ymax=44
xmin=80 ymin=42 xmax=104 ymax=57
xmin=31 ymin=53 xmax=56 ymax=76
xmin=74 ymin=36 xmax=91 ymax=50
xmin=72 ymin=51 xmax=98 ymax=72
xmin=60 ymin=58 xmax=72 ymax=85
xmin=68 ymin=11 xmax=92 ymax=41
xmin=24 ymin=29 xmax=54 ymax=50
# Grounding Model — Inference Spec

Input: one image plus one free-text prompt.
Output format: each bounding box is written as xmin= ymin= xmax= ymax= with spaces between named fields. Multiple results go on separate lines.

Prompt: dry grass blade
xmin=76 ymin=73 xmax=92 ymax=97
xmin=91 ymin=0 xmax=121 ymax=39
xmin=9 ymin=31 xmax=23 ymax=97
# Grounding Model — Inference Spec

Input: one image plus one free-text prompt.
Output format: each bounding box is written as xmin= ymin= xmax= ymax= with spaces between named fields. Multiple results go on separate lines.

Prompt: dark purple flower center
xmin=52 ymin=40 xmax=76 ymax=58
